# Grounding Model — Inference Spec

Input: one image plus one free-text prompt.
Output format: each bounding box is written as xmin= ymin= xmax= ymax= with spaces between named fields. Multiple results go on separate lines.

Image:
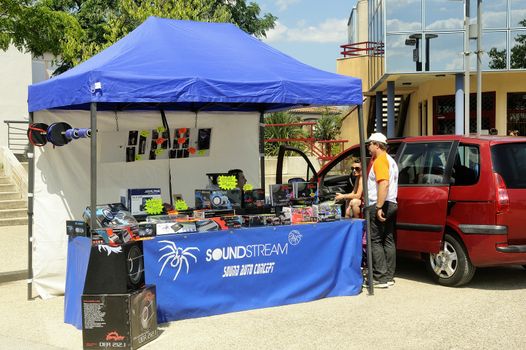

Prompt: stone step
xmin=0 ymin=176 xmax=11 ymax=185
xmin=0 ymin=217 xmax=27 ymax=226
xmin=0 ymin=199 xmax=27 ymax=210
xmin=0 ymin=208 xmax=27 ymax=219
xmin=0 ymin=183 xmax=17 ymax=193
xmin=0 ymin=192 xmax=22 ymax=200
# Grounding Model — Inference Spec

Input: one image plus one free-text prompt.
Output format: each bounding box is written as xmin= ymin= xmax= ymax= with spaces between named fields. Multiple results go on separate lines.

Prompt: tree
xmin=314 ymin=109 xmax=343 ymax=156
xmin=264 ymin=112 xmax=308 ymax=156
xmin=0 ymin=0 xmax=276 ymax=74
xmin=488 ymin=18 xmax=526 ymax=70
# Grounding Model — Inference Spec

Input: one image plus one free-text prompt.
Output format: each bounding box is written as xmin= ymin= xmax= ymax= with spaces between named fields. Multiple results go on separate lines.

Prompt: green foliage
xmin=313 ymin=109 xmax=343 ymax=141
xmin=488 ymin=18 xmax=526 ymax=70
xmin=264 ymin=112 xmax=308 ymax=156
xmin=0 ymin=0 xmax=276 ymax=74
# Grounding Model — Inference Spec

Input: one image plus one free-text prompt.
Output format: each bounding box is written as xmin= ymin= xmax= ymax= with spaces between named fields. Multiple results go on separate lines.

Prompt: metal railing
xmin=4 ymin=120 xmax=29 ymax=157
xmin=340 ymin=41 xmax=384 ymax=57
xmin=264 ymin=121 xmax=348 ymax=163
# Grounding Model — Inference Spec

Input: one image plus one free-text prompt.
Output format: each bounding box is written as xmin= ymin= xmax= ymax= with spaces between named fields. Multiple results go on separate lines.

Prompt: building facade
xmin=0 ymin=46 xmax=54 ymax=149
xmin=338 ymin=0 xmax=526 ymax=141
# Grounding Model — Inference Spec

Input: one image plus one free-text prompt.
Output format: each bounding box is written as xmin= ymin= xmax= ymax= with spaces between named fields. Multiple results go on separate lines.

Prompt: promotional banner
xmin=144 ymin=220 xmax=363 ymax=323
xmin=64 ymin=236 xmax=92 ymax=329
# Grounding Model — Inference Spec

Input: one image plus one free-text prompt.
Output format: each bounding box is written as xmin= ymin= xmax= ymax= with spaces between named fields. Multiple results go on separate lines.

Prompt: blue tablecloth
xmin=64 ymin=219 xmax=363 ymax=328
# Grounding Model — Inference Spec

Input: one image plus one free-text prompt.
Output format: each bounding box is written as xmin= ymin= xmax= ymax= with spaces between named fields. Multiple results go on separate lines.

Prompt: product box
xmin=155 ymin=220 xmax=197 ymax=235
xmin=210 ymin=189 xmax=242 ymax=209
xmin=120 ymin=188 xmax=162 ymax=216
xmin=292 ymin=182 xmax=318 ymax=203
xmin=195 ymin=190 xmax=212 ymax=209
xmin=145 ymin=214 xmax=189 ymax=223
xmin=312 ymin=203 xmax=342 ymax=222
xmin=83 ymin=203 xmax=130 ymax=229
xmin=193 ymin=209 xmax=236 ymax=219
xmin=269 ymin=184 xmax=293 ymax=207
xmin=215 ymin=215 xmax=243 ymax=229
xmin=136 ymin=223 xmax=156 ymax=238
xmin=82 ymin=285 xmax=159 ymax=350
xmin=195 ymin=218 xmax=223 ymax=232
xmin=241 ymin=214 xmax=279 ymax=227
xmin=66 ymin=220 xmax=89 ymax=237
xmin=242 ymin=214 xmax=266 ymax=227
xmin=243 ymin=189 xmax=266 ymax=208
xmin=282 ymin=206 xmax=316 ymax=224
xmin=91 ymin=227 xmax=133 ymax=246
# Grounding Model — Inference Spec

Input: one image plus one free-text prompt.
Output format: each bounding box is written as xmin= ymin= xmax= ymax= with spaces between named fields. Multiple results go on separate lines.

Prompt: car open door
xmin=276 ymin=145 xmax=318 ymax=185
xmin=396 ymin=141 xmax=456 ymax=253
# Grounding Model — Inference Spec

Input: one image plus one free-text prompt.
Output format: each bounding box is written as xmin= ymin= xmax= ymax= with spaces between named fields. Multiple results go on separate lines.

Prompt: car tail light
xmin=494 ymin=172 xmax=510 ymax=213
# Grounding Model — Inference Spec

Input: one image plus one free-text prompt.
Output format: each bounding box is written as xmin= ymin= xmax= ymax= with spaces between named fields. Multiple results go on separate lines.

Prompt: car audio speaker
xmin=83 ymin=241 xmax=144 ymax=295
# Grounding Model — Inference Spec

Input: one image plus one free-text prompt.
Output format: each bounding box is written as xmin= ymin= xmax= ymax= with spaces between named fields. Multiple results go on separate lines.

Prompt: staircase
xmin=0 ymin=161 xmax=27 ymax=227
xmin=368 ymin=94 xmax=410 ymax=137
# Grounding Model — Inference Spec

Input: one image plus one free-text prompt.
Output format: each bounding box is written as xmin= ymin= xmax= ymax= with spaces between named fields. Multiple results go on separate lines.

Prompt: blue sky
xmin=253 ymin=1 xmax=354 ymax=73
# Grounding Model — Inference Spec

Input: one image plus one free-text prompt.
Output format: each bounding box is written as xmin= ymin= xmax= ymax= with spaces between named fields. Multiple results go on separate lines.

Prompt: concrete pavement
xmin=1 ymin=224 xmax=525 ymax=349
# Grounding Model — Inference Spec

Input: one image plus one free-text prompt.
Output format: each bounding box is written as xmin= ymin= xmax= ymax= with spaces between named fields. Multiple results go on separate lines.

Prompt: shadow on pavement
xmin=394 ymin=256 xmax=526 ymax=290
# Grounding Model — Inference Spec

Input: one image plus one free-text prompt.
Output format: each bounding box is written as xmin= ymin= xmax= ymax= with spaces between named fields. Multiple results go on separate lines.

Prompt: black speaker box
xmin=83 ymin=241 xmax=145 ymax=295
xmin=82 ymin=285 xmax=159 ymax=350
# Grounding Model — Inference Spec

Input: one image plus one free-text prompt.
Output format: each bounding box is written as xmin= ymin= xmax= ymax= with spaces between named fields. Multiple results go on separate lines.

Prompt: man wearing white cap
xmin=366 ymin=132 xmax=398 ymax=288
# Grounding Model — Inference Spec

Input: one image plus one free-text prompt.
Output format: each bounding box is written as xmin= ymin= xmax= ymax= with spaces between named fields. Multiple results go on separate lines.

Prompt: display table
xmin=64 ymin=219 xmax=363 ymax=329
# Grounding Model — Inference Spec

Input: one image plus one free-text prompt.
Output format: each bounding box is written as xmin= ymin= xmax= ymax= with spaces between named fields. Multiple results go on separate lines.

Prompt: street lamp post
xmin=476 ymin=0 xmax=482 ymax=134
xmin=463 ymin=0 xmax=470 ymax=135
xmin=406 ymin=33 xmax=438 ymax=72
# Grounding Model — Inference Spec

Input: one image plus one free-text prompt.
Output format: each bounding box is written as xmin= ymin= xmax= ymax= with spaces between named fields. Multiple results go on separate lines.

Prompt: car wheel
xmin=522 ymin=265 xmax=526 ymax=270
xmin=425 ymin=233 xmax=476 ymax=287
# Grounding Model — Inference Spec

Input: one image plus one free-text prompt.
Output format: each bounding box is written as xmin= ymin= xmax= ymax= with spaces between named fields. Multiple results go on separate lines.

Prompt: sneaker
xmin=373 ymin=280 xmax=389 ymax=288
xmin=363 ymin=279 xmax=389 ymax=288
xmin=387 ymin=280 xmax=395 ymax=287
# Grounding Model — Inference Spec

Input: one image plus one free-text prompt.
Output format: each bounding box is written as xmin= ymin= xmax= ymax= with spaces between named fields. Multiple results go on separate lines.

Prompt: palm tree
xmin=314 ymin=108 xmax=343 ymax=157
xmin=264 ymin=112 xmax=308 ymax=156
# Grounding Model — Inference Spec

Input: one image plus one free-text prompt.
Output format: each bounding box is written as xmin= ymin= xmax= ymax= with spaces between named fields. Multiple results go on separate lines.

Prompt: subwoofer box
xmin=82 ymin=285 xmax=159 ymax=350
xmin=83 ymin=241 xmax=144 ymax=295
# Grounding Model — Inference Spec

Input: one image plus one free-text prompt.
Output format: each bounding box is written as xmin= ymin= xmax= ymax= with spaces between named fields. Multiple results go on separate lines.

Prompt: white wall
xmin=0 ymin=46 xmax=32 ymax=147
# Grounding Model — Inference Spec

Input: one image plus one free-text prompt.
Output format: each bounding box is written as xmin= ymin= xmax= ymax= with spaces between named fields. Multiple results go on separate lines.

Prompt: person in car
xmin=366 ymin=132 xmax=399 ymax=289
xmin=335 ymin=158 xmax=363 ymax=218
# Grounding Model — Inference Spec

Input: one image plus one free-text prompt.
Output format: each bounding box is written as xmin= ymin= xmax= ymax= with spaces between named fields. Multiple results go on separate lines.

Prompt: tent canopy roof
xmin=28 ymin=17 xmax=362 ymax=113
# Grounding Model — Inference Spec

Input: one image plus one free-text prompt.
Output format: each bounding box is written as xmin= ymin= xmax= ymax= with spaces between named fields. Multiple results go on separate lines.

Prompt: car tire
xmin=425 ymin=233 xmax=476 ymax=287
xmin=522 ymin=265 xmax=526 ymax=270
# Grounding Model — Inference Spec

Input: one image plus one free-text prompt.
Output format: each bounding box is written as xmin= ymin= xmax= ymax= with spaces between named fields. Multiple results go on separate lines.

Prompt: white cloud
xmin=275 ymin=0 xmax=300 ymax=12
xmin=426 ymin=18 xmax=463 ymax=30
xmin=264 ymin=18 xmax=347 ymax=43
xmin=386 ymin=18 xmax=421 ymax=31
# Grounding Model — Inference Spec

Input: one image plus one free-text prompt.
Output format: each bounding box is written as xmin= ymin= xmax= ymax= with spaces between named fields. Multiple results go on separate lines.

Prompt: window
xmin=385 ymin=0 xmax=422 ymax=32
xmin=492 ymin=143 xmax=526 ymax=188
xmin=482 ymin=0 xmax=507 ymax=29
xmin=510 ymin=30 xmax=526 ymax=69
xmin=398 ymin=142 xmax=452 ymax=185
xmin=451 ymin=144 xmax=480 ymax=186
xmin=511 ymin=0 xmax=526 ymax=28
xmin=507 ymin=92 xmax=526 ymax=136
xmin=425 ymin=0 xmax=463 ymax=30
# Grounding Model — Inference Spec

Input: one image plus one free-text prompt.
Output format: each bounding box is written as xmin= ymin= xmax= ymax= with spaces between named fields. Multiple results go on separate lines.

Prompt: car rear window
xmin=491 ymin=143 xmax=526 ymax=188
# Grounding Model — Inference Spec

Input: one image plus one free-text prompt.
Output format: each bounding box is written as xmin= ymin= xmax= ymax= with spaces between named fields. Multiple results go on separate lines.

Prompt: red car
xmin=277 ymin=135 xmax=526 ymax=286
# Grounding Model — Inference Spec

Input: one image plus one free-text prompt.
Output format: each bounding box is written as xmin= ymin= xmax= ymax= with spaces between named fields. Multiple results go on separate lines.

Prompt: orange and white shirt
xmin=367 ymin=152 xmax=398 ymax=204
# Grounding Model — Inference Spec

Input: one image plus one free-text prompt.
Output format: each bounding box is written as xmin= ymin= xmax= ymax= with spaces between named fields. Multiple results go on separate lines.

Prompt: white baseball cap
xmin=366 ymin=132 xmax=388 ymax=144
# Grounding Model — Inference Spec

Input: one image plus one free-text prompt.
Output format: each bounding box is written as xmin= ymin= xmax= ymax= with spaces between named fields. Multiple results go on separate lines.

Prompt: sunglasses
xmin=351 ymin=167 xmax=361 ymax=171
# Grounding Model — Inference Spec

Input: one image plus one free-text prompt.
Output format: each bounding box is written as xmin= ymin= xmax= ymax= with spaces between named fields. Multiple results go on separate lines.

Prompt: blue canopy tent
xmin=27 ymin=17 xmax=373 ymax=299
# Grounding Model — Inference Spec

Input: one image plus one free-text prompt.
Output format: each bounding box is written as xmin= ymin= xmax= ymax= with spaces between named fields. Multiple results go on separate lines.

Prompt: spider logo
xmin=98 ymin=245 xmax=122 ymax=255
xmin=158 ymin=240 xmax=200 ymax=280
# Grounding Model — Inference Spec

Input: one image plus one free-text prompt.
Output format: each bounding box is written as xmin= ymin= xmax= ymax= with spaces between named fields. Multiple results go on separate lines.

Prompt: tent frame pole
xmin=259 ymin=111 xmax=266 ymax=190
xmin=90 ymin=103 xmax=97 ymax=231
xmin=27 ymin=112 xmax=35 ymax=300
xmin=357 ymin=105 xmax=374 ymax=295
